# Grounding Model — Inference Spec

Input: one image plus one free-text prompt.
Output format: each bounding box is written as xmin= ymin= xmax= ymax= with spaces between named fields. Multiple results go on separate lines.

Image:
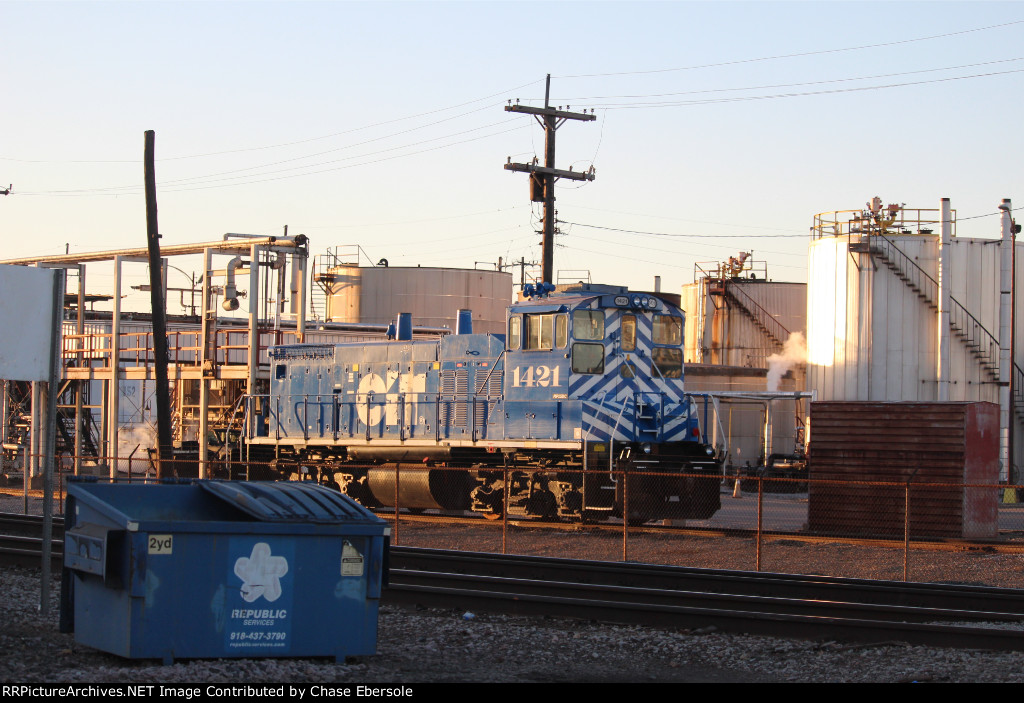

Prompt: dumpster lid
xmin=201 ymin=481 xmax=383 ymax=523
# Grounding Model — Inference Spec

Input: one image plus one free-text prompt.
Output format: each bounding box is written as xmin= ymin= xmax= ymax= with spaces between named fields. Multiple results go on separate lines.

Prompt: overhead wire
xmin=585 ymin=67 xmax=1024 ymax=109
xmin=0 ymin=78 xmax=545 ymax=164
xmin=561 ymin=56 xmax=1024 ymax=102
xmin=556 ymin=19 xmax=1024 ymax=78
xmin=562 ymin=221 xmax=806 ymax=239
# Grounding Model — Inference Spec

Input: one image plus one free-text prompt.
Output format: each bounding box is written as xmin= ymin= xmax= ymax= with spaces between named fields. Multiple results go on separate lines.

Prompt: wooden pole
xmin=144 ymin=131 xmax=175 ymax=478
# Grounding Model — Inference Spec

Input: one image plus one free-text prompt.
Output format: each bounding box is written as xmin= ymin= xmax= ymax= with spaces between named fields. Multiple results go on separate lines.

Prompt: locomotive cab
xmin=497 ymin=283 xmax=721 ymax=521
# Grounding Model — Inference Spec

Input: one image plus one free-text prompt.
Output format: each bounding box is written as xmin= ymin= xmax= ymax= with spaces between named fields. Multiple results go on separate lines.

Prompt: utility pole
xmin=143 ymin=131 xmax=175 ymax=478
xmin=504 ymin=75 xmax=595 ymax=284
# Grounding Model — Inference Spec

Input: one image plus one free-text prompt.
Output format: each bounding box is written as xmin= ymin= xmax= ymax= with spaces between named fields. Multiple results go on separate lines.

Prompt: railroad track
xmin=387 ymin=548 xmax=1024 ymax=650
xmin=6 ymin=512 xmax=1024 ymax=651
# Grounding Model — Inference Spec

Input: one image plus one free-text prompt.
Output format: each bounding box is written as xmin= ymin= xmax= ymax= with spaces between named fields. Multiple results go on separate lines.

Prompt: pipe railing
xmin=722 ymin=280 xmax=791 ymax=347
xmin=872 ymin=233 xmax=1000 ymax=375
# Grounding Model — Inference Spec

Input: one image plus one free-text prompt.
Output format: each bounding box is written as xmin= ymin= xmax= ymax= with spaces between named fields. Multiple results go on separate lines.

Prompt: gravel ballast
xmin=5 ymin=565 xmax=1024 ymax=684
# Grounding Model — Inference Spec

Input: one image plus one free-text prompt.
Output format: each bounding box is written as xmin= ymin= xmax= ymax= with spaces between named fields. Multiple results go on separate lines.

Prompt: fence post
xmin=501 ymin=463 xmax=509 ymax=555
xmin=756 ymin=477 xmax=763 ymax=572
xmin=393 ymin=462 xmax=400 ymax=546
xmin=903 ymin=468 xmax=919 ymax=582
xmin=22 ymin=447 xmax=29 ymax=514
xmin=903 ymin=481 xmax=910 ymax=582
xmin=622 ymin=468 xmax=629 ymax=563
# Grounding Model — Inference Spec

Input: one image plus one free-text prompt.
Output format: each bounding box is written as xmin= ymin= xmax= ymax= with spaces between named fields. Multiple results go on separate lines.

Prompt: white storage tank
xmin=807 ymin=198 xmax=1024 ymax=478
xmin=682 ymin=259 xmax=806 ymax=369
xmin=807 ymin=200 xmax=1021 ymax=402
xmin=320 ymin=265 xmax=513 ymax=334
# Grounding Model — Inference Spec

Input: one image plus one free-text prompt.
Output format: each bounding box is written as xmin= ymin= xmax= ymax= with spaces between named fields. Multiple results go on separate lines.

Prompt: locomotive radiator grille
xmin=441 ymin=369 xmax=470 ymax=428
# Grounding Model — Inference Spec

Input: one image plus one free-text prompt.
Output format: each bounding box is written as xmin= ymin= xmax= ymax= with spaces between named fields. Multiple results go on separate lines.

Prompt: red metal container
xmin=807 ymin=401 xmax=999 ymax=539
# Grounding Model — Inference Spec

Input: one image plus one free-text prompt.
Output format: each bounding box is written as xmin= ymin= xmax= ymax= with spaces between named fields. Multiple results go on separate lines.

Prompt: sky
xmin=2 ymin=0 xmax=1022 ymax=314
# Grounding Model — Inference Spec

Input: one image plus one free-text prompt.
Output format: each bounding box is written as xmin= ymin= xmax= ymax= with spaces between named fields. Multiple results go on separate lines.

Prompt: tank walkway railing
xmin=309 ymin=245 xmax=379 ymax=323
xmin=812 ymin=207 xmax=952 ymax=239
xmin=721 ymin=280 xmax=790 ymax=351
xmin=1015 ymin=364 xmax=1024 ymax=416
xmin=868 ymin=233 xmax=1000 ymax=381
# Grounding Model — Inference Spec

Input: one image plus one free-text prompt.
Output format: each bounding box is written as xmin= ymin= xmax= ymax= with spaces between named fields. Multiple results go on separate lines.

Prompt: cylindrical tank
xmin=807 ymin=199 xmax=1024 ymax=480
xmin=806 ymin=203 xmax=1022 ymax=404
xmin=681 ymin=279 xmax=806 ymax=367
xmin=324 ymin=265 xmax=512 ymax=334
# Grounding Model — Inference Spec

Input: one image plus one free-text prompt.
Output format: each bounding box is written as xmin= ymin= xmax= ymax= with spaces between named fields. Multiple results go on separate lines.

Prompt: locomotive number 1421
xmin=511 ymin=365 xmax=562 ymax=388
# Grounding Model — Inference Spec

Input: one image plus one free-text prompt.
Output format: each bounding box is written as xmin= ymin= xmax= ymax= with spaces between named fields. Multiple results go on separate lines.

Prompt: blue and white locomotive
xmin=247 ymin=283 xmax=722 ymax=522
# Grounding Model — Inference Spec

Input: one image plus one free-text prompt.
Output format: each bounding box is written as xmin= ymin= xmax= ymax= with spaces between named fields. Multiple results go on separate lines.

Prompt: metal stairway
xmin=856 ymin=233 xmax=1001 ymax=381
xmin=718 ymin=280 xmax=790 ymax=352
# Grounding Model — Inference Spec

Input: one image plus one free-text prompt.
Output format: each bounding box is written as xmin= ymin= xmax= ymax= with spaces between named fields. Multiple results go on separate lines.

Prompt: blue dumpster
xmin=60 ymin=479 xmax=389 ymax=663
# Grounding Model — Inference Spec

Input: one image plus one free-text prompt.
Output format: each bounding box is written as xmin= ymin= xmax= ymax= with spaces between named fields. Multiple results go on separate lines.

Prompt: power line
xmin=563 ymin=221 xmax=806 ymax=239
xmin=561 ymin=57 xmax=1024 ymax=102
xmin=557 ymin=19 xmax=1024 ymax=79
xmin=0 ymin=79 xmax=545 ymax=164
xmin=20 ymin=124 xmax=529 ymax=196
xmin=588 ymin=67 xmax=1024 ymax=109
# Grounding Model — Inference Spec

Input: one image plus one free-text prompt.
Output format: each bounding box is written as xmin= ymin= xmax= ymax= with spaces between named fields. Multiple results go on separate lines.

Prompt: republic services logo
xmin=234 ymin=542 xmax=289 ymax=603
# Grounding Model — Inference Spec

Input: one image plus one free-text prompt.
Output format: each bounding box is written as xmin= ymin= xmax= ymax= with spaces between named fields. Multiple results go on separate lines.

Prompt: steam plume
xmin=766 ymin=332 xmax=807 ymax=391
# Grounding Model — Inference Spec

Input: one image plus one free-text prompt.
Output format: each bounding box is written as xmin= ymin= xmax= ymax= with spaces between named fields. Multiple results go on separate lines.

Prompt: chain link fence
xmin=5 ymin=456 xmax=1024 ymax=587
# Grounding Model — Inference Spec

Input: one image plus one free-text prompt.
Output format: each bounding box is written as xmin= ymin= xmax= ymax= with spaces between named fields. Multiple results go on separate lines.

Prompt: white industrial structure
xmin=681 ymin=257 xmax=809 ymax=471
xmin=312 ymin=247 xmax=512 ymax=334
xmin=807 ymin=197 xmax=1021 ymax=480
xmin=0 ymin=237 xmax=516 ymax=484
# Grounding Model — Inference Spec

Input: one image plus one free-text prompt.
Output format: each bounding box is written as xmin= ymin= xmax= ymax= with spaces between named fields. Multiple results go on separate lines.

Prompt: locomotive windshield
xmin=572 ymin=342 xmax=605 ymax=374
xmin=652 ymin=347 xmax=683 ymax=378
xmin=652 ymin=314 xmax=683 ymax=378
xmin=572 ymin=310 xmax=605 ymax=340
xmin=652 ymin=315 xmax=682 ymax=345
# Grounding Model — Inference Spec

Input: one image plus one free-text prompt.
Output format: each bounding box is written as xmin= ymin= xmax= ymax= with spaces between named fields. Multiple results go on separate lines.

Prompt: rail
xmin=9 ymin=512 xmax=1024 ymax=651
xmin=812 ymin=207 xmax=955 ymax=239
xmin=249 ymin=388 xmax=714 ymax=448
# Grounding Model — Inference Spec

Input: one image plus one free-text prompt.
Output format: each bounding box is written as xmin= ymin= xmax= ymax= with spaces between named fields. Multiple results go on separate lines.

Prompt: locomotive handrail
xmin=607 ymin=396 xmax=630 ymax=479
xmin=476 ymin=349 xmax=507 ymax=392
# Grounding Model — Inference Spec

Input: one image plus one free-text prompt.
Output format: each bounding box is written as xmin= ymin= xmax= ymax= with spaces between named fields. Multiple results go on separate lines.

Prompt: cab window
xmin=621 ymin=314 xmax=636 ymax=352
xmin=555 ymin=313 xmax=568 ymax=348
xmin=508 ymin=316 xmax=521 ymax=350
xmin=652 ymin=315 xmax=682 ymax=345
xmin=651 ymin=347 xmax=682 ymax=378
xmin=524 ymin=313 xmax=557 ymax=350
xmin=573 ymin=310 xmax=605 ymax=341
xmin=572 ymin=343 xmax=605 ymax=374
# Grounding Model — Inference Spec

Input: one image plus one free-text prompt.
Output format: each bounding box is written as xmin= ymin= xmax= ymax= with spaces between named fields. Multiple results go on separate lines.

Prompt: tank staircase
xmin=717 ymin=280 xmax=790 ymax=352
xmin=855 ymin=233 xmax=1002 ymax=382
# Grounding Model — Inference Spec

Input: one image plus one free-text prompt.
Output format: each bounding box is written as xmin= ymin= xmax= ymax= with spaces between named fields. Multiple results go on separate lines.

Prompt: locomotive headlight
xmin=631 ymin=296 xmax=641 ymax=308
xmin=705 ymin=446 xmax=714 ymax=456
xmin=642 ymin=443 xmax=652 ymax=454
